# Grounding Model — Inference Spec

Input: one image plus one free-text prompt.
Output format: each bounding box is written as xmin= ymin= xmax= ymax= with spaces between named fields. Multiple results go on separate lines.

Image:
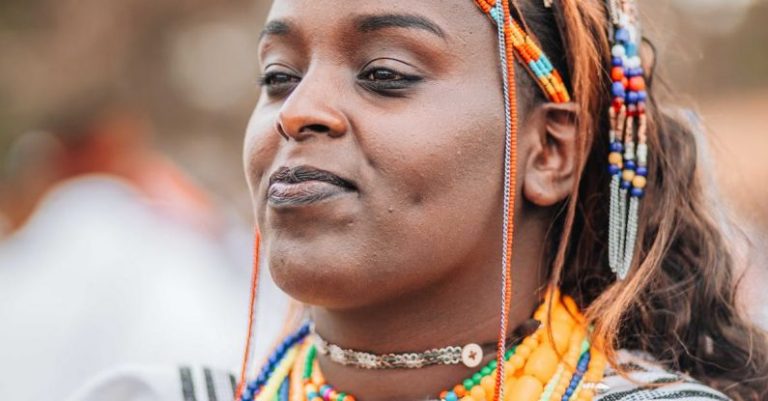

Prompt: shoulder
xmin=65 ymin=365 xmax=236 ymax=401
xmin=595 ymin=350 xmax=731 ymax=401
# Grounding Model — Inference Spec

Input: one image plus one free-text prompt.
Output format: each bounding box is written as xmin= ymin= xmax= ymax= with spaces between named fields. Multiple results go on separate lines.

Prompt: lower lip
xmin=268 ymin=181 xmax=354 ymax=207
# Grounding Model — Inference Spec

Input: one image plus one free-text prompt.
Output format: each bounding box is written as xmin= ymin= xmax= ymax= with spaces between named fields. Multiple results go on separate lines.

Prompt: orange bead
xmin=505 ymin=375 xmax=543 ymax=401
xmin=454 ymin=385 xmax=467 ymax=398
xmin=611 ymin=67 xmax=625 ymax=81
xmin=629 ymin=76 xmax=646 ymax=91
xmin=460 ymin=396 xmax=475 ymax=401
xmin=524 ymin=347 xmax=559 ymax=383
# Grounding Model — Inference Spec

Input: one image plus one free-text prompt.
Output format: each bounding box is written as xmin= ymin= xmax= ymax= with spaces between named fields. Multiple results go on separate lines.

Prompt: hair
xmin=511 ymin=0 xmax=768 ymax=399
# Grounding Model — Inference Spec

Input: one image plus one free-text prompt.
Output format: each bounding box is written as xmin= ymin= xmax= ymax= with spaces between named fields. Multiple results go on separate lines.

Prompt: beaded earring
xmin=605 ymin=0 xmax=648 ymax=280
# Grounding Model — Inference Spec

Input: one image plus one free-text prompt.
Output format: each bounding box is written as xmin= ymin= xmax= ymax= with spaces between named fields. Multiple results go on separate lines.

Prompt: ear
xmin=521 ymin=102 xmax=579 ymax=207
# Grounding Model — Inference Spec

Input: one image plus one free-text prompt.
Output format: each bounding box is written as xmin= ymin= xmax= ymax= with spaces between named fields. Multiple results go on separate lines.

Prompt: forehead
xmin=265 ymin=0 xmax=485 ymax=38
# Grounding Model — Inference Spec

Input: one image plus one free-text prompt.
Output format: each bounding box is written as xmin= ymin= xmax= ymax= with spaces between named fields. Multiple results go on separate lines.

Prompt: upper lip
xmin=268 ymin=165 xmax=357 ymax=191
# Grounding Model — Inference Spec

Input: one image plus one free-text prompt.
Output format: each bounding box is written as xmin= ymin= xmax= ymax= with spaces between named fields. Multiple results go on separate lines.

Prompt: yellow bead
xmin=633 ymin=175 xmax=647 ymax=189
xmin=516 ymin=344 xmax=532 ymax=358
xmin=471 ymin=385 xmax=487 ymax=401
xmin=505 ymin=375 xmax=543 ymax=401
xmin=524 ymin=347 xmax=559 ymax=383
xmin=622 ymin=169 xmax=635 ymax=182
xmin=460 ymin=396 xmax=475 ymax=401
xmin=542 ymin=326 xmax=571 ymax=354
xmin=608 ymin=152 xmax=622 ymax=165
xmin=509 ymin=354 xmax=526 ymax=370
xmin=480 ymin=376 xmax=496 ymax=399
xmin=523 ymin=337 xmax=539 ymax=349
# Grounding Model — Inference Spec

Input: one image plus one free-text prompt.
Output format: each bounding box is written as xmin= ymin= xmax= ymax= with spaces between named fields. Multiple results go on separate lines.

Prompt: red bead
xmin=612 ymin=97 xmax=624 ymax=112
xmin=637 ymin=102 xmax=646 ymax=114
xmin=611 ymin=67 xmax=624 ymax=81
xmin=621 ymin=77 xmax=629 ymax=89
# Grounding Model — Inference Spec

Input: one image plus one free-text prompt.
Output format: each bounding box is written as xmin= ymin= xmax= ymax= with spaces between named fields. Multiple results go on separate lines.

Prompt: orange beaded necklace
xmin=241 ymin=289 xmax=607 ymax=401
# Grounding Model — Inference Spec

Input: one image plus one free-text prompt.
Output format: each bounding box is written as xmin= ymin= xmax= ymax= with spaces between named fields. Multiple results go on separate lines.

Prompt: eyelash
xmin=258 ymin=67 xmax=423 ymax=97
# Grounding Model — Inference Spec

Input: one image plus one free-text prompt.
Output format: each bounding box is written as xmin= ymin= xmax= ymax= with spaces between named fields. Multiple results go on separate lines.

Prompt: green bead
xmin=337 ymin=393 xmax=346 ymax=401
xmin=463 ymin=378 xmax=475 ymax=390
xmin=481 ymin=366 xmax=492 ymax=376
xmin=472 ymin=373 xmax=483 ymax=384
xmin=489 ymin=360 xmax=498 ymax=369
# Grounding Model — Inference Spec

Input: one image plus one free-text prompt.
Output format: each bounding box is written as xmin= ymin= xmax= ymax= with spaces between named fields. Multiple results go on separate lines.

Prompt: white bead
xmin=612 ymin=45 xmax=626 ymax=58
xmin=461 ymin=344 xmax=483 ymax=368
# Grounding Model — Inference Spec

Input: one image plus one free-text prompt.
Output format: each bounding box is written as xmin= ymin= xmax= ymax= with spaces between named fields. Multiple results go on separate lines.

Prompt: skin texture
xmin=244 ymin=1 xmax=578 ymax=399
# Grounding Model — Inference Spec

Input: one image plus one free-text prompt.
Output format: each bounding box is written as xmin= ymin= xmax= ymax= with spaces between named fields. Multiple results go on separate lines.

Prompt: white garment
xmin=0 ymin=176 xmax=287 ymax=401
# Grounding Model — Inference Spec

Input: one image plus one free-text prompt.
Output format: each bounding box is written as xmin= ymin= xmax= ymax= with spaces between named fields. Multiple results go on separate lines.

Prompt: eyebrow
xmin=259 ymin=20 xmax=292 ymax=40
xmin=356 ymin=13 xmax=446 ymax=39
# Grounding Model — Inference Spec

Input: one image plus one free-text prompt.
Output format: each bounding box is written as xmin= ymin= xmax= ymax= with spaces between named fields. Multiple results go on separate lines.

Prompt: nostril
xmin=303 ymin=124 xmax=330 ymax=134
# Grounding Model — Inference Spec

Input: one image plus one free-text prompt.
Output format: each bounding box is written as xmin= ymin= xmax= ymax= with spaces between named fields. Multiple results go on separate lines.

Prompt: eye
xmin=259 ymin=71 xmax=301 ymax=96
xmin=365 ymin=68 xmax=404 ymax=82
xmin=358 ymin=67 xmax=423 ymax=95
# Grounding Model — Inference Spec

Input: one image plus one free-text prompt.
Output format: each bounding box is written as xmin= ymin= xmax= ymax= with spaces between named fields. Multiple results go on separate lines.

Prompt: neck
xmin=310 ymin=219 xmax=547 ymax=401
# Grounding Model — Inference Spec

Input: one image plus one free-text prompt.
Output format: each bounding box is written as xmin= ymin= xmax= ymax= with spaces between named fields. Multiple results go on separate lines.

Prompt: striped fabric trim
xmin=595 ymin=350 xmax=732 ymax=401
xmin=179 ymin=366 xmax=237 ymax=401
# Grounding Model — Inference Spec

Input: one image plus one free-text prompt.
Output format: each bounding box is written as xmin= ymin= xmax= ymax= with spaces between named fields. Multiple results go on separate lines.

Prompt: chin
xmin=265 ymin=235 xmax=385 ymax=310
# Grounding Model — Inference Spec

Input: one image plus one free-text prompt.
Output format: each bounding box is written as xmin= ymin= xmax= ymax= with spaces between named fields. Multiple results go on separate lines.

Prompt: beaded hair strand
xmin=605 ymin=0 xmax=648 ymax=280
xmin=471 ymin=1 xmax=572 ymax=401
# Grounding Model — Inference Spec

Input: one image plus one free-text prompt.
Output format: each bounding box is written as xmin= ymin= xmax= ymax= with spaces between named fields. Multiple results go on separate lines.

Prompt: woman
xmin=240 ymin=0 xmax=768 ymax=400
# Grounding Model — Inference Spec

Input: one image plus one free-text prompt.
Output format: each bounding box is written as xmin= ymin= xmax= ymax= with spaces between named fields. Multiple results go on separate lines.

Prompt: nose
xmin=276 ymin=72 xmax=349 ymax=142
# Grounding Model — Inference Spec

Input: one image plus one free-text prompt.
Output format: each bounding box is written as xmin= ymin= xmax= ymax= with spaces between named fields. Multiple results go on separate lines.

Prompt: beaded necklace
xmin=239 ymin=291 xmax=606 ymax=401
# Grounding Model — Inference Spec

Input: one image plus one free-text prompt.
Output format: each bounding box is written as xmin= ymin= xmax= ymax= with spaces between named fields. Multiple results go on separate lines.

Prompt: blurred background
xmin=0 ymin=0 xmax=765 ymax=400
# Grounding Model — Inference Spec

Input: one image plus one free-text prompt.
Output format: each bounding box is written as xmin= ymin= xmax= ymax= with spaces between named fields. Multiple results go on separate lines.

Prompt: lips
xmin=267 ymin=165 xmax=357 ymax=206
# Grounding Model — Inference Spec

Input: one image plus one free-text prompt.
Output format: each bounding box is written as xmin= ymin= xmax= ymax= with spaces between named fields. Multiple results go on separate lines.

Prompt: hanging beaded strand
xmin=236 ymin=229 xmax=264 ymax=400
xmin=606 ymin=0 xmax=648 ymax=280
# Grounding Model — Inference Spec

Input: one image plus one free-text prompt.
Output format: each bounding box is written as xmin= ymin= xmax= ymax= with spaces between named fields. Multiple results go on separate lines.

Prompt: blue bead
xmin=608 ymin=165 xmax=621 ymax=176
xmin=632 ymin=67 xmax=644 ymax=77
xmin=611 ymin=82 xmax=625 ymax=97
xmin=612 ymin=56 xmax=623 ymax=67
xmin=625 ymin=160 xmax=637 ymax=171
xmin=610 ymin=142 xmax=624 ymax=152
xmin=637 ymin=166 xmax=648 ymax=177
xmin=626 ymin=43 xmax=638 ymax=57
xmin=637 ymin=90 xmax=648 ymax=102
xmin=627 ymin=91 xmax=639 ymax=104
xmin=445 ymin=392 xmax=459 ymax=401
xmin=631 ymin=188 xmax=645 ymax=198
xmin=243 ymin=389 xmax=253 ymax=399
xmin=621 ymin=180 xmax=632 ymax=189
xmin=615 ymin=28 xmax=630 ymax=43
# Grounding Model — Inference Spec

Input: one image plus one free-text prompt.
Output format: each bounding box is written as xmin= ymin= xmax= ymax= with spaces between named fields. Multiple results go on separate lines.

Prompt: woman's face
xmin=245 ymin=0 xmax=512 ymax=309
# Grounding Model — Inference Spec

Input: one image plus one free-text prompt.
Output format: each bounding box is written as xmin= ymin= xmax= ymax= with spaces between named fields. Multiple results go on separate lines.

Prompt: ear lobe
xmin=522 ymin=102 xmax=579 ymax=207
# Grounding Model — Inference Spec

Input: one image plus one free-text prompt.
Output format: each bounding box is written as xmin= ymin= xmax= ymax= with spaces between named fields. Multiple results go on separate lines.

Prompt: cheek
xmin=365 ymin=86 xmax=505 ymax=216
xmin=243 ymin=103 xmax=280 ymax=199
xmin=356 ymin=79 xmax=506 ymax=273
